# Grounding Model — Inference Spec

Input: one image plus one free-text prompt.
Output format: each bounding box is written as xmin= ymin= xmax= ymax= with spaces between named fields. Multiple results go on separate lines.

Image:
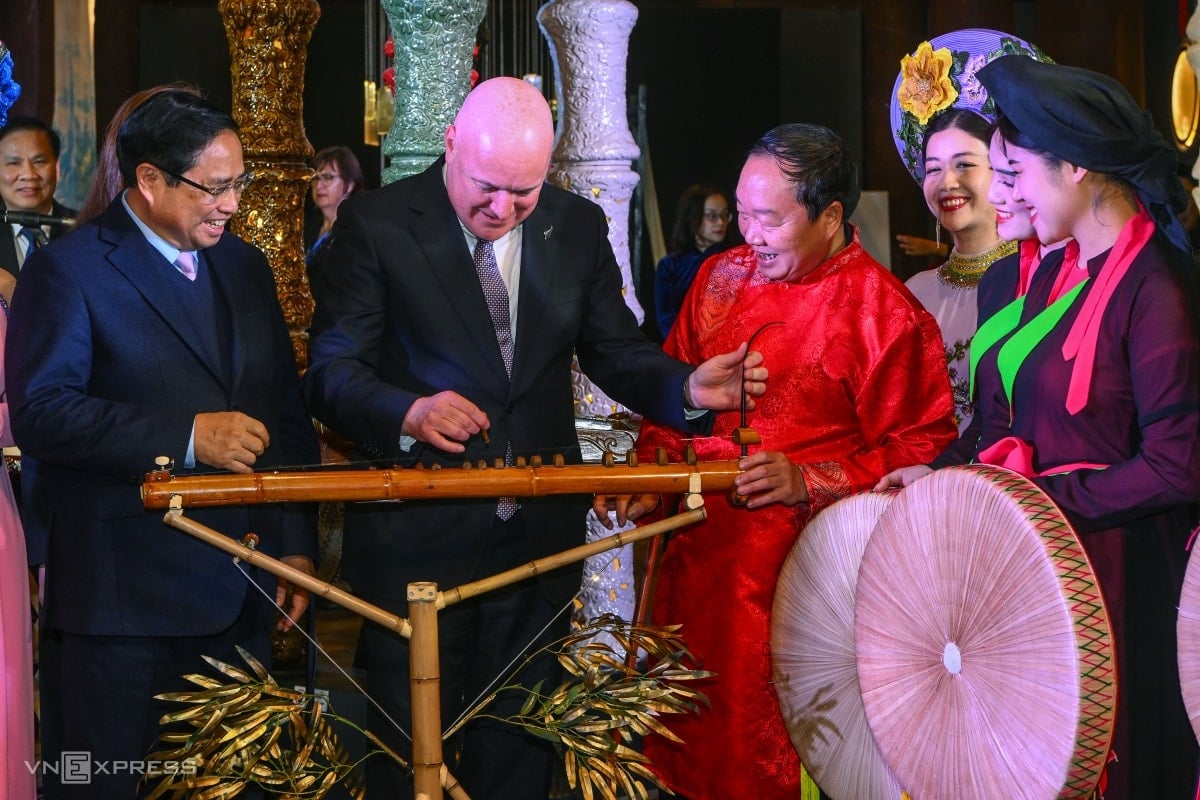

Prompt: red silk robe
xmin=640 ymin=234 xmax=956 ymax=799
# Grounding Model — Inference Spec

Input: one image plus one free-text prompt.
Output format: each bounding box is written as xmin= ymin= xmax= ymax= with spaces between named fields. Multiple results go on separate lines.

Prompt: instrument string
xmin=231 ymin=539 xmax=629 ymax=745
xmin=234 ymin=561 xmax=413 ymax=744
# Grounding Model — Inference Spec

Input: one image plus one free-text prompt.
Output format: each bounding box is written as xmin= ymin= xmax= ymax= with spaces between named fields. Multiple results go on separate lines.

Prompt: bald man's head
xmin=445 ymin=77 xmax=555 ymax=240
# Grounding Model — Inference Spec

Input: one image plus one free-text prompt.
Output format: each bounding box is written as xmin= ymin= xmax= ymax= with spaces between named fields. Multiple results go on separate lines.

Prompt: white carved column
xmin=539 ymin=0 xmax=642 ymax=648
xmin=539 ymin=0 xmax=643 ymax=421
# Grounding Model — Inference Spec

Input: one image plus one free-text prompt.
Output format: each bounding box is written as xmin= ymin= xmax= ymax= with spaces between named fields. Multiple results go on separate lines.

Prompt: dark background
xmin=3 ymin=0 xmax=1194 ymax=288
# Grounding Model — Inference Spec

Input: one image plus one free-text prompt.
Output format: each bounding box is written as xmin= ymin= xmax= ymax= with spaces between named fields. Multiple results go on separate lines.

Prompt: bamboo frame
xmin=160 ymin=493 xmax=708 ymax=800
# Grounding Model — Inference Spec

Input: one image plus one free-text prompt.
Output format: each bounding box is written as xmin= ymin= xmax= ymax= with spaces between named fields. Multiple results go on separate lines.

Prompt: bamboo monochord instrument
xmin=141 ymin=454 xmax=744 ymax=509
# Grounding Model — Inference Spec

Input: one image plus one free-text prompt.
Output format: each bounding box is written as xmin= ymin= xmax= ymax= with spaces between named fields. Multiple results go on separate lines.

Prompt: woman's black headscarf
xmin=977 ymin=55 xmax=1191 ymax=253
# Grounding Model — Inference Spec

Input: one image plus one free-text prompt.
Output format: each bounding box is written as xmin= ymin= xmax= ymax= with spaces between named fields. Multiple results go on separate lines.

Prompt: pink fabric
xmin=977 ymin=434 xmax=1109 ymax=477
xmin=0 ymin=308 xmax=35 ymax=799
xmin=1061 ymin=210 xmax=1156 ymax=414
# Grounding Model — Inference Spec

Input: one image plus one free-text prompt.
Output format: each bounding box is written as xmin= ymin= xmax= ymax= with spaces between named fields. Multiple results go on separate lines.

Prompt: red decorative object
xmin=383 ymin=37 xmax=394 ymax=58
xmin=381 ymin=66 xmax=395 ymax=94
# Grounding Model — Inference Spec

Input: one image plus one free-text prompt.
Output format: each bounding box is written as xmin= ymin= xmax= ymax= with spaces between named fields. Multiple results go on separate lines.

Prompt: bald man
xmin=304 ymin=77 xmax=763 ymax=798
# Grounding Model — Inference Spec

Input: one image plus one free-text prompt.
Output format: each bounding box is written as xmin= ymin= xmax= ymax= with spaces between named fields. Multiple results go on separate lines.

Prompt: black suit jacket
xmin=304 ymin=160 xmax=697 ymax=602
xmin=6 ymin=199 xmax=318 ymax=636
xmin=0 ymin=199 xmax=76 ymax=278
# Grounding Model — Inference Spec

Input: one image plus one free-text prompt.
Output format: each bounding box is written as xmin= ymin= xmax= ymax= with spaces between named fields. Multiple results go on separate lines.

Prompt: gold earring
xmin=935 ymin=219 xmax=942 ymax=249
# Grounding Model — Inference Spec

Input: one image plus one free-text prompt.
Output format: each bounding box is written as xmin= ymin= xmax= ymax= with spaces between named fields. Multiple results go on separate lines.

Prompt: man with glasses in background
xmin=5 ymin=89 xmax=318 ymax=799
xmin=0 ymin=116 xmax=76 ymax=277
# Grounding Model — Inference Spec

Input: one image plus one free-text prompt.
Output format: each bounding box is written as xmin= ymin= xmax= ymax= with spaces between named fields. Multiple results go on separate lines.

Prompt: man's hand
xmin=872 ymin=464 xmax=932 ymax=492
xmin=687 ymin=342 xmax=767 ymax=412
xmin=276 ymin=555 xmax=314 ymax=632
xmin=402 ymin=390 xmax=491 ymax=453
xmin=734 ymin=451 xmax=808 ymax=509
xmin=194 ymin=411 xmax=270 ymax=473
xmin=592 ymin=493 xmax=660 ymax=529
xmin=896 ymin=234 xmax=946 ymax=258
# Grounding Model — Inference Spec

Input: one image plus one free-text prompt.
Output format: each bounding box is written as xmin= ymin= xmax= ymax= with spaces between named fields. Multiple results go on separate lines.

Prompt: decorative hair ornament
xmin=891 ymin=28 xmax=1051 ymax=182
xmin=0 ymin=41 xmax=21 ymax=128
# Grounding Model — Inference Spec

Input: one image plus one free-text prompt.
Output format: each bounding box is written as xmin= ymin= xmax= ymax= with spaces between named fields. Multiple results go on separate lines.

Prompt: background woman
xmin=971 ymin=55 xmax=1200 ymax=798
xmin=305 ymin=145 xmax=364 ymax=302
xmin=653 ymin=183 xmax=729 ymax=340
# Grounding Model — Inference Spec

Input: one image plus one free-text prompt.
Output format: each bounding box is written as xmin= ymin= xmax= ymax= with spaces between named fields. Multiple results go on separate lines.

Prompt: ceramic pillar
xmin=380 ymin=0 xmax=486 ymax=184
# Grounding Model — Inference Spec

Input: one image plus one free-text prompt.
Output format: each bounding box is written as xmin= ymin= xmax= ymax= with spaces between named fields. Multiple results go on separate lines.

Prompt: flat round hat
xmin=891 ymin=28 xmax=1050 ymax=182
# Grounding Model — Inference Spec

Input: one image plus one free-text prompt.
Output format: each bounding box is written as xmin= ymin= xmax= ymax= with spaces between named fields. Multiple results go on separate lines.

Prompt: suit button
xmin=505 ymin=403 xmax=516 ymax=415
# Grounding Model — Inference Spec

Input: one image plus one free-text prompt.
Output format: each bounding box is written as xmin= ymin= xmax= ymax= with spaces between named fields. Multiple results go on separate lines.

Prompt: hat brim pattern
xmin=0 ymin=42 xmax=20 ymax=128
xmin=891 ymin=29 xmax=1050 ymax=183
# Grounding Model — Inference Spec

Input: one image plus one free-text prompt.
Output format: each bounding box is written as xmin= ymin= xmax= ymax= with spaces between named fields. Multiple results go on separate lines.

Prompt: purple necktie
xmin=175 ymin=251 xmax=198 ymax=281
xmin=473 ymin=238 xmax=518 ymax=520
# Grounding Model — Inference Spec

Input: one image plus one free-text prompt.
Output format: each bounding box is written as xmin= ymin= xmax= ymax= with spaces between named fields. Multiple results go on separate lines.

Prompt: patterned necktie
xmin=19 ymin=226 xmax=47 ymax=253
xmin=175 ymin=251 xmax=198 ymax=282
xmin=473 ymin=238 xmax=518 ymax=520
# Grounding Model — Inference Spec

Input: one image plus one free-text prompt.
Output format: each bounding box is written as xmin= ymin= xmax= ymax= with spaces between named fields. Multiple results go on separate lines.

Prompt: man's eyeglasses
xmin=703 ymin=209 xmax=732 ymax=223
xmin=161 ymin=168 xmax=255 ymax=202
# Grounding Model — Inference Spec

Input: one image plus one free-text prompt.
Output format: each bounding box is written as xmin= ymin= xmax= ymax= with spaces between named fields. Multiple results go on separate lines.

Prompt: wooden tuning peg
xmin=602 ymin=452 xmax=615 ymax=467
xmin=732 ymin=427 xmax=761 ymax=446
xmin=626 ymin=451 xmax=638 ymax=468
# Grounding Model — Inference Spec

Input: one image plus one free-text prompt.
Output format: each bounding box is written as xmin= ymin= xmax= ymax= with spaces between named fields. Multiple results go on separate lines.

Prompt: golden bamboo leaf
xmin=159 ymin=703 xmax=222 ymax=725
xmin=616 ymin=765 xmax=639 ymax=800
xmin=195 ymin=780 xmax=245 ymax=800
xmin=201 ymin=655 xmax=255 ymax=683
xmin=564 ymin=747 xmax=578 ymax=787
xmin=180 ymin=673 xmax=226 ymax=690
xmin=217 ymin=709 xmax=273 ymax=744
xmin=234 ymin=645 xmax=270 ymax=681
xmin=625 ymin=761 xmax=663 ymax=785
xmin=557 ymin=652 xmax=584 ymax=676
xmin=310 ymin=770 xmax=338 ymax=799
xmin=215 ymin=722 xmax=270 ymax=760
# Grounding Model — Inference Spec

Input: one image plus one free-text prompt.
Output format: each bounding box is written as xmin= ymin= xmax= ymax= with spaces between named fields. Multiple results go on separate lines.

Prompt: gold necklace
xmin=937 ymin=239 xmax=1018 ymax=289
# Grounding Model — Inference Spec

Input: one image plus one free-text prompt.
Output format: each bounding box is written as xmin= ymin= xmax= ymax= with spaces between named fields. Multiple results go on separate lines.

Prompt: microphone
xmin=2 ymin=209 xmax=75 ymax=228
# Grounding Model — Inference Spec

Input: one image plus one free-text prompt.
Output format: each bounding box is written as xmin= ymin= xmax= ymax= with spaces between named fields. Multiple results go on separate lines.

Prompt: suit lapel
xmin=409 ymin=164 xmax=512 ymax=386
xmin=99 ymin=205 xmax=230 ymax=388
xmin=205 ymin=243 xmax=243 ymax=393
xmin=512 ymin=198 xmax=561 ymax=388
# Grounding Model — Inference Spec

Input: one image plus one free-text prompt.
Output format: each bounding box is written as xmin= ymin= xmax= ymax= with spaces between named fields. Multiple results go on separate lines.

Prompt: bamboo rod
xmin=161 ymin=507 xmax=413 ymax=639
xmin=439 ymin=507 xmax=707 ymax=608
xmin=142 ymin=460 xmax=742 ymax=508
xmin=409 ymin=582 xmax=443 ymax=800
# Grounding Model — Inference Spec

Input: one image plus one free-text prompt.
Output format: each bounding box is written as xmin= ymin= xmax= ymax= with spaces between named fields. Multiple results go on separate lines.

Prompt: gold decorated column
xmin=220 ymin=0 xmax=319 ymax=366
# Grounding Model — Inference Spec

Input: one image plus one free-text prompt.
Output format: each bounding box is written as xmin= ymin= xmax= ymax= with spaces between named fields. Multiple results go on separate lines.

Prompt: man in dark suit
xmin=6 ymin=90 xmax=318 ymax=799
xmin=304 ymin=77 xmax=764 ymax=799
xmin=0 ymin=116 xmax=75 ymax=277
